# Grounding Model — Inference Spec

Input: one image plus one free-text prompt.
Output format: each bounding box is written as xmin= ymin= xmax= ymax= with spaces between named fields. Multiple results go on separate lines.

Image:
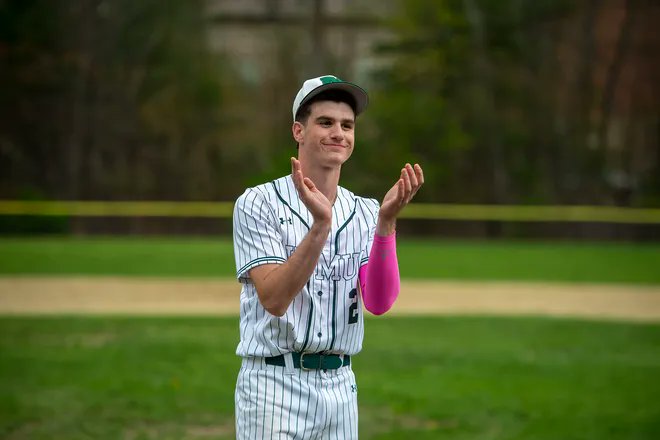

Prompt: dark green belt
xmin=265 ymin=353 xmax=351 ymax=370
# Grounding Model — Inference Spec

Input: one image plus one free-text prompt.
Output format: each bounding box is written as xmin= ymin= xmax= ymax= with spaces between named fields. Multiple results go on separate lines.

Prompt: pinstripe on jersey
xmin=233 ymin=174 xmax=379 ymax=358
xmin=235 ymin=358 xmax=358 ymax=440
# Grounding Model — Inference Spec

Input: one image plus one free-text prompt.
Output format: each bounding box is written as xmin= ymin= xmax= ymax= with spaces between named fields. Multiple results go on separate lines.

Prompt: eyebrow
xmin=315 ymin=115 xmax=355 ymax=124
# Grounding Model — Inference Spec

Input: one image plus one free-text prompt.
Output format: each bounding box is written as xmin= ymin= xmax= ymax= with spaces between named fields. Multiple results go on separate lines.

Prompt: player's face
xmin=294 ymin=101 xmax=355 ymax=169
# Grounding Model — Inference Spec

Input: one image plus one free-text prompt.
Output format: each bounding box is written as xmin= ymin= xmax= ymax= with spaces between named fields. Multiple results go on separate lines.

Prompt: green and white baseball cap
xmin=292 ymin=75 xmax=368 ymax=121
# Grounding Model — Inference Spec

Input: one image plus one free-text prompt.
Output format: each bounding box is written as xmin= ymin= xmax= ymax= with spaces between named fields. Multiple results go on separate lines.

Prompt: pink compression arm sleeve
xmin=358 ymin=233 xmax=400 ymax=315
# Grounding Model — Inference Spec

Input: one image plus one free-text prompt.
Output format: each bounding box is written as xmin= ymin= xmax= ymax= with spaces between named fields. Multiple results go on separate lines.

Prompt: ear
xmin=292 ymin=121 xmax=305 ymax=144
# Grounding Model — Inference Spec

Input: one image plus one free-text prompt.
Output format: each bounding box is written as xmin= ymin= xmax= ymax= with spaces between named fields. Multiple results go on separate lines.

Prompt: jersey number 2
xmin=348 ymin=288 xmax=358 ymax=324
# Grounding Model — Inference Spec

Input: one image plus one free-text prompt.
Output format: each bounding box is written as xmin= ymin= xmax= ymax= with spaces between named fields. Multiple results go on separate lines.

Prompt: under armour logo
xmin=279 ymin=217 xmax=292 ymax=225
xmin=350 ymin=384 xmax=358 ymax=393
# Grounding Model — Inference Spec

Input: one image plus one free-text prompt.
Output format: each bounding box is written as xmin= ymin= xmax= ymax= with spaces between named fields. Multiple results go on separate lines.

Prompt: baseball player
xmin=233 ymin=74 xmax=424 ymax=439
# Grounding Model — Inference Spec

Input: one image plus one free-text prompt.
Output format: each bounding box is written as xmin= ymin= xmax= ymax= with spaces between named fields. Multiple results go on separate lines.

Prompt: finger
xmin=291 ymin=157 xmax=297 ymax=179
xmin=303 ymin=177 xmax=317 ymax=191
xmin=292 ymin=168 xmax=302 ymax=191
xmin=292 ymin=157 xmax=302 ymax=176
xmin=409 ymin=163 xmax=424 ymax=199
xmin=291 ymin=159 xmax=307 ymax=195
xmin=401 ymin=168 xmax=412 ymax=202
xmin=406 ymin=163 xmax=418 ymax=188
xmin=414 ymin=163 xmax=424 ymax=186
xmin=389 ymin=178 xmax=402 ymax=200
xmin=297 ymin=170 xmax=307 ymax=191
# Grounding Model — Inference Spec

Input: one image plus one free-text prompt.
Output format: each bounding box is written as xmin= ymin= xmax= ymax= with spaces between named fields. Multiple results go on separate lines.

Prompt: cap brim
xmin=298 ymin=81 xmax=369 ymax=117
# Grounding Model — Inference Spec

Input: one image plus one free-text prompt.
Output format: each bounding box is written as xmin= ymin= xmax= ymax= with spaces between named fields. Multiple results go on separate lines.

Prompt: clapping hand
xmin=377 ymin=163 xmax=424 ymax=235
xmin=291 ymin=157 xmax=332 ymax=225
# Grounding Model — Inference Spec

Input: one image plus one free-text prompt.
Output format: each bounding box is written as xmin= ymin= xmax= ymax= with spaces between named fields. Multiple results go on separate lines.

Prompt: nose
xmin=329 ymin=122 xmax=344 ymax=141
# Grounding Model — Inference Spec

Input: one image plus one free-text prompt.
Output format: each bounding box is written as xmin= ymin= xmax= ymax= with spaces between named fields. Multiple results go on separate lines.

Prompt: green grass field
xmin=0 ymin=316 xmax=658 ymax=439
xmin=1 ymin=237 xmax=659 ymax=438
xmin=1 ymin=237 xmax=659 ymax=283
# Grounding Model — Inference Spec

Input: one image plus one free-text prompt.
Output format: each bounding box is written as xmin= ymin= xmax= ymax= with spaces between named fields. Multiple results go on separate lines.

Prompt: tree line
xmin=1 ymin=0 xmax=657 ymax=210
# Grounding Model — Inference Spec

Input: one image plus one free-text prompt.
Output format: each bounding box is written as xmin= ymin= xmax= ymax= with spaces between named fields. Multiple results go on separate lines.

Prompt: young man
xmin=233 ymin=75 xmax=423 ymax=439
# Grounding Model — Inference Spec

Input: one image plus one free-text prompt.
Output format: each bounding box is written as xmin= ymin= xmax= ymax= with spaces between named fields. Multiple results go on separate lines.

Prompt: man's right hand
xmin=249 ymin=158 xmax=334 ymax=317
xmin=291 ymin=157 xmax=332 ymax=226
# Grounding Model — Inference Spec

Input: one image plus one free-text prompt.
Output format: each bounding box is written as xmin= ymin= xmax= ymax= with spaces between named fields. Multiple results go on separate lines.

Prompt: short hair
xmin=294 ymin=89 xmax=357 ymax=124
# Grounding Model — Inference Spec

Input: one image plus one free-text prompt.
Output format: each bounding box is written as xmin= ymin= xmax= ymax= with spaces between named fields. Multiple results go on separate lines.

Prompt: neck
xmin=300 ymin=161 xmax=340 ymax=204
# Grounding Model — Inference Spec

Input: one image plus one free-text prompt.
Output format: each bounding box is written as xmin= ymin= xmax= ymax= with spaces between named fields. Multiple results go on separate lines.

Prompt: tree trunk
xmin=463 ymin=0 xmax=507 ymax=206
xmin=598 ymin=0 xmax=635 ymax=154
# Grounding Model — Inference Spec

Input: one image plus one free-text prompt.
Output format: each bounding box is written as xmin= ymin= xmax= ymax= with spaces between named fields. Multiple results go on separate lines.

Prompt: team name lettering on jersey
xmin=315 ymin=252 xmax=360 ymax=281
xmin=287 ymin=245 xmax=360 ymax=281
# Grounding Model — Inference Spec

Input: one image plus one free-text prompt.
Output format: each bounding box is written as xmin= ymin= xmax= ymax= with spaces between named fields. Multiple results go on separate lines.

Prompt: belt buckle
xmin=299 ymin=353 xmax=312 ymax=371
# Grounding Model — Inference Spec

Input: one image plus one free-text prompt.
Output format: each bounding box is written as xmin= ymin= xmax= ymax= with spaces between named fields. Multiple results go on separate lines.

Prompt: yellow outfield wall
xmin=1 ymin=201 xmax=659 ymax=224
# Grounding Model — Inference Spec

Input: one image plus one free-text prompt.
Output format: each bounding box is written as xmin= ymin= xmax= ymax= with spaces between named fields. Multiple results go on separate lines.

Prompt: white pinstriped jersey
xmin=233 ymin=174 xmax=379 ymax=358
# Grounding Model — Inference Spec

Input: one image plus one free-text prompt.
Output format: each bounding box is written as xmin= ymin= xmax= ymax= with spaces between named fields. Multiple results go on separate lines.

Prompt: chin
xmin=321 ymin=154 xmax=349 ymax=169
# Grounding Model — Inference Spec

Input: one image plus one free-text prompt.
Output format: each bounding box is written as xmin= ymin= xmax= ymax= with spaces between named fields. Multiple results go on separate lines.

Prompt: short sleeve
xmin=233 ymin=188 xmax=287 ymax=281
xmin=359 ymin=198 xmax=380 ymax=267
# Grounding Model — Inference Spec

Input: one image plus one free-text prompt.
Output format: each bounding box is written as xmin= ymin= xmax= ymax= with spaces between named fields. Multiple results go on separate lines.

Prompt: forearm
xmin=254 ymin=222 xmax=330 ymax=316
xmin=376 ymin=216 xmax=396 ymax=236
xmin=359 ymin=232 xmax=400 ymax=315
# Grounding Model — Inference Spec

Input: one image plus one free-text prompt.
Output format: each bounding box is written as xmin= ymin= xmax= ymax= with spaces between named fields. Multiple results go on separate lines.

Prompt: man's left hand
xmin=377 ymin=163 xmax=424 ymax=236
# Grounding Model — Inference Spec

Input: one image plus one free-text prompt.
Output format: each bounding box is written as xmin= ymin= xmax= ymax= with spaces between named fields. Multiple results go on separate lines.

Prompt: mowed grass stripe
xmin=0 ymin=316 xmax=658 ymax=439
xmin=1 ymin=237 xmax=659 ymax=284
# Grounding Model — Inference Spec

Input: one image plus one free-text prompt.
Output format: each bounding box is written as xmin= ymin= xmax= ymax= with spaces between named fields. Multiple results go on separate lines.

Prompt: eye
xmin=320 ymin=120 xmax=332 ymax=127
xmin=342 ymin=123 xmax=354 ymax=130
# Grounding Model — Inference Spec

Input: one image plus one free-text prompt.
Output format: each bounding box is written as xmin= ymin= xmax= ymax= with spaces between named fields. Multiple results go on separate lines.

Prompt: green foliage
xmin=356 ymin=0 xmax=658 ymax=206
xmin=2 ymin=0 xmax=658 ymax=213
xmin=0 ymin=0 xmax=242 ymax=201
xmin=1 ymin=316 xmax=658 ymax=439
xmin=1 ymin=237 xmax=658 ymax=284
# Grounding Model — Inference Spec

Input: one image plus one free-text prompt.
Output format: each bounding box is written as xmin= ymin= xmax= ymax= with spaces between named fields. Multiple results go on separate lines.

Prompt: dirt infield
xmin=0 ymin=277 xmax=659 ymax=322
